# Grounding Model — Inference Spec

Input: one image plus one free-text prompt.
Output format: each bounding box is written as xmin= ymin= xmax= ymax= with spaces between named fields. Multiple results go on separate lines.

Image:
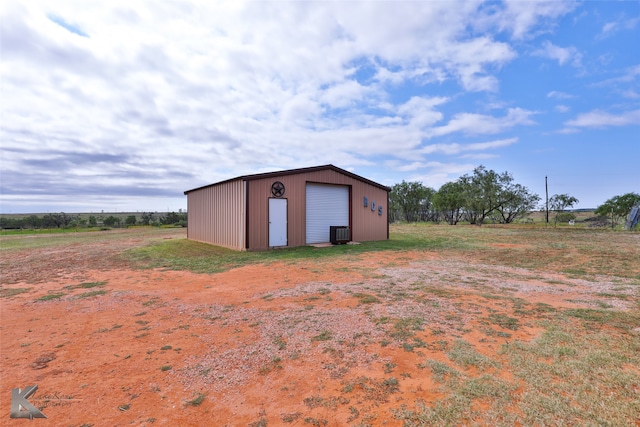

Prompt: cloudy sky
xmin=1 ymin=0 xmax=638 ymax=213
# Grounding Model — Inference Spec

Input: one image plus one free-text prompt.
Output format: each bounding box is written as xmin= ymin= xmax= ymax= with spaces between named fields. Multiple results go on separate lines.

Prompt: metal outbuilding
xmin=184 ymin=164 xmax=390 ymax=251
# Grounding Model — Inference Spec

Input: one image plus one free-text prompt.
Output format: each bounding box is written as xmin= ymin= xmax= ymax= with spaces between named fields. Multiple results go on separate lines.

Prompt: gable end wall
xmin=186 ymin=179 xmax=246 ymax=250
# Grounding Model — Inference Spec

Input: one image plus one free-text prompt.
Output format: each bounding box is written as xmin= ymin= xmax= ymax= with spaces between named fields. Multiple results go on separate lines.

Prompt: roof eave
xmin=184 ymin=164 xmax=390 ymax=195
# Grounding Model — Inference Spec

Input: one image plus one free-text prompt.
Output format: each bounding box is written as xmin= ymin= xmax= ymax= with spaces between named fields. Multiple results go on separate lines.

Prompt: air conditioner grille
xmin=336 ymin=227 xmax=350 ymax=241
xmin=330 ymin=226 xmax=350 ymax=244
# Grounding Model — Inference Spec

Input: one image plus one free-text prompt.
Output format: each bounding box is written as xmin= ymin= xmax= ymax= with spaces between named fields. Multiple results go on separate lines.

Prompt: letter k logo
xmin=10 ymin=385 xmax=47 ymax=419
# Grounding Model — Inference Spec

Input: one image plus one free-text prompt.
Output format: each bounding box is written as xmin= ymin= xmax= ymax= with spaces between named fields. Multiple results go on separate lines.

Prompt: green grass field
xmin=123 ymin=223 xmax=640 ymax=279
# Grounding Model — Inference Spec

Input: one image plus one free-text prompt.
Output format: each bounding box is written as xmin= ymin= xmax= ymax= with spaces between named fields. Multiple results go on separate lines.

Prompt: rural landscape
xmin=1 ymin=216 xmax=639 ymax=426
xmin=3 ymin=1 xmax=639 ymax=425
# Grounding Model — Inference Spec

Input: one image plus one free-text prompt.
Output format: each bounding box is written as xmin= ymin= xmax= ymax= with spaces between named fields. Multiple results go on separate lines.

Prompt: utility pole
xmin=545 ymin=176 xmax=549 ymax=224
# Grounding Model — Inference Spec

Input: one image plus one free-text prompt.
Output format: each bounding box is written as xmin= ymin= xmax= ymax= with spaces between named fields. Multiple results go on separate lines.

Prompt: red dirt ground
xmin=1 ymin=228 xmax=636 ymax=426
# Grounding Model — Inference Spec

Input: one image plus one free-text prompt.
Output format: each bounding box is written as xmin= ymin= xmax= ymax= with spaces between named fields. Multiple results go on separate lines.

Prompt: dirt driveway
xmin=1 ymin=228 xmax=638 ymax=426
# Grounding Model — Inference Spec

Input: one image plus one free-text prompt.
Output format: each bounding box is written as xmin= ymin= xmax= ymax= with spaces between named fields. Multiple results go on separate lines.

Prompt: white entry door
xmin=269 ymin=198 xmax=287 ymax=247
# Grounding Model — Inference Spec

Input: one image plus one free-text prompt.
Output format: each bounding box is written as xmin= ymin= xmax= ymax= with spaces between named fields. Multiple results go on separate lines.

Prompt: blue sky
xmin=1 ymin=0 xmax=638 ymax=213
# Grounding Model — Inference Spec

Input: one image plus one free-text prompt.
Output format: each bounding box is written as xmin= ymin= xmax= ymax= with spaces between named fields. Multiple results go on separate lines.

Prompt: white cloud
xmin=405 ymin=162 xmax=477 ymax=189
xmin=396 ymin=96 xmax=448 ymax=128
xmin=459 ymin=153 xmax=500 ymax=160
xmin=564 ymin=109 xmax=640 ymax=128
xmin=533 ymin=41 xmax=582 ymax=67
xmin=499 ymin=0 xmax=577 ymax=39
xmin=421 ymin=137 xmax=517 ymax=155
xmin=555 ymin=105 xmax=570 ymax=113
xmin=595 ymin=64 xmax=640 ymax=86
xmin=588 ymin=65 xmax=640 ymax=101
xmin=602 ymin=22 xmax=617 ymax=34
xmin=427 ymin=109 xmax=536 ymax=137
xmin=547 ymin=91 xmax=575 ymax=99
xmin=601 ymin=16 xmax=639 ymax=37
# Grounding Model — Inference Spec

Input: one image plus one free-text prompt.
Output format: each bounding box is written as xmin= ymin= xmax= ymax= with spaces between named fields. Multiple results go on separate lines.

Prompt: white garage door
xmin=306 ymin=183 xmax=349 ymax=244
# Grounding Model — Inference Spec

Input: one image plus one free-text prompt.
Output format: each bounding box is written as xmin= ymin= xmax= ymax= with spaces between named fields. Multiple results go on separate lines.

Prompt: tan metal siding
xmin=186 ymin=180 xmax=245 ymax=250
xmin=350 ymin=181 xmax=389 ymax=242
xmin=246 ymin=170 xmax=388 ymax=250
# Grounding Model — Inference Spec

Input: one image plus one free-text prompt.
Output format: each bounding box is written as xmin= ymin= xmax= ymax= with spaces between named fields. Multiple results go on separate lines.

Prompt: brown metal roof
xmin=184 ymin=164 xmax=391 ymax=194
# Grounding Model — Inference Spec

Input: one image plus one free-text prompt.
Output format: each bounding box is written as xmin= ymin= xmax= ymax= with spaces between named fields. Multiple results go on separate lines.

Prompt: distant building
xmin=184 ymin=164 xmax=390 ymax=251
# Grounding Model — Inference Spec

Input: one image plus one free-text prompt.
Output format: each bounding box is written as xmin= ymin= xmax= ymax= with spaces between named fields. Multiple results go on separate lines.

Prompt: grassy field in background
xmin=124 ymin=223 xmax=640 ymax=279
xmin=1 ymin=207 xmax=630 ymax=236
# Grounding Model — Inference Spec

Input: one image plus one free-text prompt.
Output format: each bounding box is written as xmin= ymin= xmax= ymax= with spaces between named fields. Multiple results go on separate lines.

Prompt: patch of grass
xmin=116 ymin=223 xmax=640 ymax=280
xmin=390 ymin=317 xmax=424 ymax=340
xmin=347 ymin=406 xmax=360 ymax=423
xmin=353 ymin=293 xmax=380 ymax=304
xmin=421 ymin=287 xmax=458 ymax=298
xmin=64 ymin=281 xmax=107 ymax=290
xmin=281 ymin=412 xmax=302 ymax=423
xmin=160 ymin=365 xmax=172 ymax=371
xmin=273 ymin=336 xmax=287 ymax=350
xmin=303 ymin=418 xmax=327 ymax=427
xmin=303 ymin=395 xmax=325 ymax=409
xmin=383 ymin=362 xmax=397 ymax=373
xmin=343 ymin=376 xmax=401 ymax=404
xmin=142 ymin=298 xmax=161 ymax=306
xmin=77 ymin=290 xmax=108 ymax=298
xmin=447 ymin=339 xmax=497 ymax=370
xmin=499 ymin=320 xmax=640 ymax=426
xmin=487 ymin=313 xmax=520 ymax=330
xmin=393 ymin=371 xmax=517 ymax=425
xmin=311 ymin=330 xmax=333 ymax=342
xmin=459 ymin=374 xmax=515 ymax=400
xmin=402 ymin=337 xmax=428 ymax=352
xmin=122 ymin=225 xmax=468 ymax=275
xmin=160 ymin=345 xmax=172 ymax=350
xmin=248 ymin=419 xmax=267 ymax=427
xmin=564 ymin=308 xmax=640 ymax=330
xmin=418 ymin=359 xmax=460 ymax=383
xmin=0 ymin=287 xmax=31 ymax=298
xmin=259 ymin=356 xmax=283 ymax=375
xmin=531 ymin=302 xmax=557 ymax=315
xmin=185 ymin=392 xmax=206 ymax=407
xmin=382 ymin=377 xmax=400 ymax=392
xmin=35 ymin=292 xmax=66 ymax=301
xmin=193 ymin=364 xmax=210 ymax=377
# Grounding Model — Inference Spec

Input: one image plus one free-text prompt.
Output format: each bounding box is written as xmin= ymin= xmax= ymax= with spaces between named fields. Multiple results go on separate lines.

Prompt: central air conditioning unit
xmin=330 ymin=226 xmax=350 ymax=244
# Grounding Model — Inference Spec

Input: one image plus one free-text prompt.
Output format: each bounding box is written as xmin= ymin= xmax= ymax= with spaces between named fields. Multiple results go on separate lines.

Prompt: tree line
xmin=0 ymin=211 xmax=187 ymax=230
xmin=389 ymin=165 xmax=640 ymax=227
